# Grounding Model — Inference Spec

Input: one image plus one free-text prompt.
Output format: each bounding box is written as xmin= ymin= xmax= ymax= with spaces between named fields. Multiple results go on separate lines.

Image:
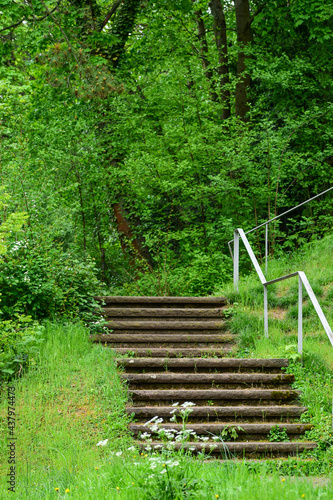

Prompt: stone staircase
xmin=92 ymin=296 xmax=317 ymax=458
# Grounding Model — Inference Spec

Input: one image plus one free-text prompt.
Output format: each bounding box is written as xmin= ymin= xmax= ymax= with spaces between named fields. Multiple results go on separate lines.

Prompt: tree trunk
xmin=76 ymin=171 xmax=87 ymax=251
xmin=234 ymin=0 xmax=252 ymax=120
xmin=194 ymin=7 xmax=218 ymax=102
xmin=113 ymin=198 xmax=153 ymax=267
xmin=209 ymin=0 xmax=231 ymax=119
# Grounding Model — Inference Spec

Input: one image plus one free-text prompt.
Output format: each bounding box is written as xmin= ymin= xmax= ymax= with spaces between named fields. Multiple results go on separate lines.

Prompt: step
xmin=103 ymin=308 xmax=227 ymax=318
xmin=104 ymin=320 xmax=227 ymax=330
xmin=129 ymin=388 xmax=300 ymax=402
xmin=94 ymin=334 xmax=234 ymax=344
xmin=122 ymin=373 xmax=295 ymax=385
xmin=111 ymin=348 xmax=234 ymax=357
xmin=118 ymin=358 xmax=290 ymax=369
xmin=95 ymin=296 xmax=227 ymax=307
xmin=130 ymin=422 xmax=313 ymax=437
xmin=127 ymin=405 xmax=307 ymax=419
xmin=136 ymin=441 xmax=317 ymax=456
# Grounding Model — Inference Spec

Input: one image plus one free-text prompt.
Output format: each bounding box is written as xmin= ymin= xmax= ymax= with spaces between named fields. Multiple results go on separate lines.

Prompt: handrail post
xmin=264 ymin=284 xmax=268 ymax=337
xmin=233 ymin=230 xmax=239 ymax=292
xmin=298 ymin=275 xmax=303 ymax=356
xmin=265 ymin=224 xmax=268 ymax=274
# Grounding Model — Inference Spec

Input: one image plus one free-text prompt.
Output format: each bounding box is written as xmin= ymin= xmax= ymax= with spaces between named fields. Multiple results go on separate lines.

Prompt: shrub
xmin=0 ymin=315 xmax=45 ymax=381
xmin=0 ymin=235 xmax=103 ymax=321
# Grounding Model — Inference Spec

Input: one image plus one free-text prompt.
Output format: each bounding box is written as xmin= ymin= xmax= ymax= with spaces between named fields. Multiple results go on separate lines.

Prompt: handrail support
xmin=264 ymin=285 xmax=268 ymax=337
xmin=298 ymin=275 xmax=303 ymax=356
xmin=233 ymin=230 xmax=239 ymax=292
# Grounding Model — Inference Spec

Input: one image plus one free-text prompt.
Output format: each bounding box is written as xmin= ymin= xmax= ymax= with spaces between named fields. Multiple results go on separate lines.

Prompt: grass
xmin=1 ymin=234 xmax=333 ymax=497
xmin=0 ymin=323 xmax=131 ymax=497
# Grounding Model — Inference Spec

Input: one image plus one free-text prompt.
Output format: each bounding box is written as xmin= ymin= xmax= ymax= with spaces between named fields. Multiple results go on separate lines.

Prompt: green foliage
xmin=268 ymin=425 xmax=290 ymax=443
xmin=1 ymin=0 xmax=333 ymax=293
xmin=0 ymin=188 xmax=28 ymax=256
xmin=220 ymin=425 xmax=243 ymax=441
xmin=0 ymin=232 xmax=103 ymax=321
xmin=0 ymin=315 xmax=44 ymax=381
xmin=121 ymin=247 xmax=232 ymax=296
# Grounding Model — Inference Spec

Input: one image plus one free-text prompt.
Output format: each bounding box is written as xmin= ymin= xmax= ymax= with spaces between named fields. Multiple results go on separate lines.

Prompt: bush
xmin=119 ymin=249 xmax=232 ymax=297
xmin=0 ymin=315 xmax=45 ymax=381
xmin=0 ymin=235 xmax=103 ymax=321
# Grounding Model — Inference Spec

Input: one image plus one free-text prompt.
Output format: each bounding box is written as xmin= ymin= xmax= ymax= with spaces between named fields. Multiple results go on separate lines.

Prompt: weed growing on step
xmin=268 ymin=425 xmax=290 ymax=442
xmin=220 ymin=425 xmax=244 ymax=441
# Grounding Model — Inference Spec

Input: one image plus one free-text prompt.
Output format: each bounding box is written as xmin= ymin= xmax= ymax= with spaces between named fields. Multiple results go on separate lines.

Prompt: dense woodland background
xmin=1 ymin=0 xmax=333 ymax=320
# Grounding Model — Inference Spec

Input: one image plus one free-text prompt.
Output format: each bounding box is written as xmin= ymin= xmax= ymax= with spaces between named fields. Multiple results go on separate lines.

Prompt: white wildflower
xmin=140 ymin=432 xmax=152 ymax=440
xmin=127 ymin=446 xmax=136 ymax=451
xmin=160 ymin=469 xmax=167 ymax=474
xmin=115 ymin=451 xmax=122 ymax=456
xmin=172 ymin=402 xmax=179 ymax=407
xmin=144 ymin=416 xmax=159 ymax=426
xmin=168 ymin=461 xmax=180 ymax=468
xmin=96 ymin=439 xmax=109 ymax=447
xmin=181 ymin=402 xmax=196 ymax=408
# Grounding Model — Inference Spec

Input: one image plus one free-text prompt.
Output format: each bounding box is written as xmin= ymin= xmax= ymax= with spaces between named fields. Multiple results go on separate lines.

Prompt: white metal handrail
xmin=228 ymin=186 xmax=333 ymax=273
xmin=233 ymin=228 xmax=333 ymax=354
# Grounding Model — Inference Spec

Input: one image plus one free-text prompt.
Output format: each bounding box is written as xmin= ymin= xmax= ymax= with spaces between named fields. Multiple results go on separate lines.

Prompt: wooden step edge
xmin=129 ymin=423 xmax=313 ymax=434
xmin=101 ymin=348 xmax=234 ymax=357
xmin=103 ymin=320 xmax=227 ymax=330
xmin=93 ymin=334 xmax=235 ymax=343
xmin=129 ymin=389 xmax=301 ymax=400
xmin=95 ymin=296 xmax=227 ymax=305
xmin=126 ymin=405 xmax=308 ymax=417
xmin=135 ymin=441 xmax=317 ymax=452
xmin=100 ymin=329 xmax=230 ymax=335
xmin=121 ymin=373 xmax=295 ymax=383
xmin=102 ymin=308 xmax=228 ymax=318
xmin=117 ymin=358 xmax=289 ymax=368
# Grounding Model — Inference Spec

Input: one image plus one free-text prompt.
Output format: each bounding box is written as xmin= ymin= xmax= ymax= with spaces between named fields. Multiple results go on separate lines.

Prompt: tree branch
xmin=249 ymin=2 xmax=267 ymax=24
xmin=0 ymin=18 xmax=25 ymax=34
xmin=0 ymin=0 xmax=63 ymax=33
xmin=39 ymin=0 xmax=79 ymax=63
xmin=100 ymin=0 xmax=122 ymax=31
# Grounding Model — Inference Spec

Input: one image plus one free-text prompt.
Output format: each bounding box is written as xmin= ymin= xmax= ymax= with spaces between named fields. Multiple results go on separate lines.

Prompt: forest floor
xmin=1 ymin=236 xmax=333 ymax=498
